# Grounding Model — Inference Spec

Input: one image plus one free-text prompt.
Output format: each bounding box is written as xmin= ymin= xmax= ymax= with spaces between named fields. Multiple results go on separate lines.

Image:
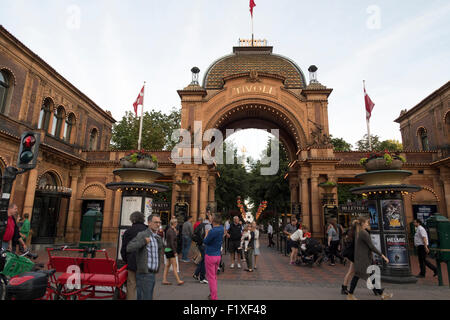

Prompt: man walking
xmin=193 ymin=214 xmax=209 ymax=284
xmin=120 ymin=211 xmax=147 ymax=300
xmin=181 ymin=216 xmax=194 ymax=262
xmin=203 ymin=214 xmax=224 ymax=300
xmin=127 ymin=214 xmax=163 ymax=300
xmin=226 ymin=216 xmax=243 ymax=269
xmin=413 ymin=219 xmax=437 ymax=278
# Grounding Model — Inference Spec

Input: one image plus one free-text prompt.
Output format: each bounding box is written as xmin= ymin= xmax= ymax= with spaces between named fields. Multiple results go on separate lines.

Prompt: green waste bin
xmin=425 ymin=213 xmax=450 ymax=287
xmin=79 ymin=209 xmax=103 ymax=255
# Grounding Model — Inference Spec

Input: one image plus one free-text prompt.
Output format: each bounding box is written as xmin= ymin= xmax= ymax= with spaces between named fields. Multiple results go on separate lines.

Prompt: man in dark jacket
xmin=120 ymin=211 xmax=147 ymax=300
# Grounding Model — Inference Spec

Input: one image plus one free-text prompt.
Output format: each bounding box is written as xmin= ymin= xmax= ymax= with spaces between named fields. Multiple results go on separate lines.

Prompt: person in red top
xmin=2 ymin=204 xmax=18 ymax=251
xmin=194 ymin=216 xmax=203 ymax=231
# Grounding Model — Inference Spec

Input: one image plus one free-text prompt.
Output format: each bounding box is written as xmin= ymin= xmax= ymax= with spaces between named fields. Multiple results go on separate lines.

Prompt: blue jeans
xmin=136 ymin=272 xmax=156 ymax=300
xmin=2 ymin=241 xmax=10 ymax=250
xmin=194 ymin=245 xmax=206 ymax=280
xmin=182 ymin=235 xmax=192 ymax=261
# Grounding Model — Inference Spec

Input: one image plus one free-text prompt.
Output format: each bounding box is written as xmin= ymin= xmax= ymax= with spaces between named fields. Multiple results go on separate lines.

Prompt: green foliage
xmin=319 ymin=181 xmax=337 ymax=187
xmin=384 ymin=152 xmax=393 ymax=165
xmin=111 ymin=109 xmax=181 ymax=151
xmin=337 ymin=184 xmax=360 ymax=203
xmin=330 ymin=135 xmax=353 ymax=151
xmin=356 ymin=135 xmax=403 ymax=152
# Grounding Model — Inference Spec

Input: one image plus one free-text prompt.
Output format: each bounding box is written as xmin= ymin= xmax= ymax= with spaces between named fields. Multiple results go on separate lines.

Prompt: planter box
xmin=364 ymin=158 xmax=403 ymax=171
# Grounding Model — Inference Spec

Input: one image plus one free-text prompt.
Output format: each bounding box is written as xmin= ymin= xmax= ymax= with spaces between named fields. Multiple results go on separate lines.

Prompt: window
xmin=89 ymin=128 xmax=98 ymax=151
xmin=0 ymin=70 xmax=10 ymax=114
xmin=38 ymin=172 xmax=59 ymax=190
xmin=52 ymin=106 xmax=65 ymax=137
xmin=38 ymin=99 xmax=52 ymax=131
xmin=64 ymin=113 xmax=76 ymax=142
xmin=418 ymin=127 xmax=429 ymax=151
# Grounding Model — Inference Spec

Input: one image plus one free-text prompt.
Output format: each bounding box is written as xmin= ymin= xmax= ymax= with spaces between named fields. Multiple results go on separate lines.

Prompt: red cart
xmin=46 ymin=247 xmax=127 ymax=300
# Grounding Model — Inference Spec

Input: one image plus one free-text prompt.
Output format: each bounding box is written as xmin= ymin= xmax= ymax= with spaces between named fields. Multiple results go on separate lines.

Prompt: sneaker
xmin=193 ymin=274 xmax=199 ymax=281
xmin=329 ymin=263 xmax=336 ymax=266
xmin=200 ymin=279 xmax=209 ymax=284
xmin=181 ymin=259 xmax=190 ymax=263
xmin=237 ymin=263 xmax=241 ymax=269
xmin=230 ymin=263 xmax=235 ymax=269
xmin=380 ymin=292 xmax=393 ymax=300
xmin=254 ymin=266 xmax=257 ymax=270
xmin=347 ymin=294 xmax=358 ymax=300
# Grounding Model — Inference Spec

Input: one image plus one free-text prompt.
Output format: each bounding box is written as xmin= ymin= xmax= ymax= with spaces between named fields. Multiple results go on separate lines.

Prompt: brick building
xmin=1 ymin=26 xmax=448 ymax=245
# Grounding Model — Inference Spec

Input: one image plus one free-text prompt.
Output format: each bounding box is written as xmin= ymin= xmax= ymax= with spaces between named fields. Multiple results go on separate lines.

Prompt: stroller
xmin=297 ymin=238 xmax=325 ymax=267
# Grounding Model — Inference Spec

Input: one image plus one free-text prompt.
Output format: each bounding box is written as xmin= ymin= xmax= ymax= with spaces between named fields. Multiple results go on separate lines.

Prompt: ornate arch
xmin=0 ymin=155 xmax=8 ymax=169
xmin=36 ymin=169 xmax=63 ymax=188
xmin=204 ymin=98 xmax=308 ymax=161
xmin=0 ymin=66 xmax=17 ymax=86
xmin=444 ymin=110 xmax=450 ymax=123
xmin=81 ymin=183 xmax=107 ymax=200
xmin=410 ymin=186 xmax=440 ymax=203
xmin=416 ymin=126 xmax=428 ymax=136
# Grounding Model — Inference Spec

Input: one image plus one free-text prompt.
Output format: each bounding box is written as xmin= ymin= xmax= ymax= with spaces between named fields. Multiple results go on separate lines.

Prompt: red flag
xmin=133 ymin=85 xmax=145 ymax=116
xmin=250 ymin=0 xmax=256 ymax=18
xmin=364 ymin=83 xmax=375 ymax=120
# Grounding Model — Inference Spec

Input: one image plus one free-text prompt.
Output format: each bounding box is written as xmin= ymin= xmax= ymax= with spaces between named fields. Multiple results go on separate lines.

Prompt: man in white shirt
xmin=413 ymin=219 xmax=437 ymax=278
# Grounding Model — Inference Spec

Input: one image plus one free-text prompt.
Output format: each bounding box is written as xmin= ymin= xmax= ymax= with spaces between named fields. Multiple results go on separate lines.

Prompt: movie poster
xmin=413 ymin=205 xmax=437 ymax=224
xmin=370 ymin=233 xmax=383 ymax=265
xmin=384 ymin=234 xmax=409 ymax=267
xmin=381 ymin=200 xmax=404 ymax=231
xmin=121 ymin=196 xmax=142 ymax=226
xmin=145 ymin=197 xmax=153 ymax=221
xmin=367 ymin=200 xmax=379 ymax=230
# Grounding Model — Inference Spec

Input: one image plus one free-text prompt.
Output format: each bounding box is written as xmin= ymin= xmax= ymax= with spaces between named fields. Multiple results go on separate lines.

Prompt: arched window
xmin=0 ymin=70 xmax=11 ymax=114
xmin=418 ymin=127 xmax=429 ymax=151
xmin=52 ymin=106 xmax=65 ymax=137
xmin=38 ymin=99 xmax=52 ymax=131
xmin=89 ymin=128 xmax=98 ymax=151
xmin=38 ymin=172 xmax=59 ymax=190
xmin=64 ymin=113 xmax=76 ymax=142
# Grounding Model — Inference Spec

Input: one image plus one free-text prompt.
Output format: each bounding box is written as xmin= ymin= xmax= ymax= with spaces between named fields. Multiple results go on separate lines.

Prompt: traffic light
xmin=17 ymin=132 xmax=40 ymax=170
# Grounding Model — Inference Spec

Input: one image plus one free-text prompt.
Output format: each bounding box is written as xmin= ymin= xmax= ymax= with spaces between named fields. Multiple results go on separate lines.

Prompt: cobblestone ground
xmin=31 ymin=234 xmax=450 ymax=300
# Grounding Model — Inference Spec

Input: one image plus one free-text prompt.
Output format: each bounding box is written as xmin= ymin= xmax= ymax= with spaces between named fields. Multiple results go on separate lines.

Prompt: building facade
xmin=1 ymin=26 xmax=448 ymax=244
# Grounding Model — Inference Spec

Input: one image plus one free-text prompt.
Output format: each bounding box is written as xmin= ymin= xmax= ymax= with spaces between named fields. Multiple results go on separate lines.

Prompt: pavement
xmin=30 ymin=234 xmax=450 ymax=300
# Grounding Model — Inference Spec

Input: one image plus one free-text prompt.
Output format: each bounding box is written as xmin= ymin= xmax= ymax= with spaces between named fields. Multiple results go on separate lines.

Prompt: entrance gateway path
xmin=174 ymin=44 xmax=336 ymax=238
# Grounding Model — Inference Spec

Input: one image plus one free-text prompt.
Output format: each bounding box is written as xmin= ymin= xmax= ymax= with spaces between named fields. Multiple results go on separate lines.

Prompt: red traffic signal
xmin=17 ymin=132 xmax=40 ymax=170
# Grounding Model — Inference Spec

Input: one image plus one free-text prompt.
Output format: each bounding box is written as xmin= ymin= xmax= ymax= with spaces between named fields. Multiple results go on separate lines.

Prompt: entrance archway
xmin=175 ymin=44 xmax=334 ymax=237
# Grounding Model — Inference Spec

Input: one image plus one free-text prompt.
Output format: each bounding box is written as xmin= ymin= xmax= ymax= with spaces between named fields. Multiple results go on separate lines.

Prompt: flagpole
xmin=138 ymin=82 xmax=145 ymax=151
xmin=364 ymin=80 xmax=372 ymax=151
xmin=251 ymin=15 xmax=254 ymax=46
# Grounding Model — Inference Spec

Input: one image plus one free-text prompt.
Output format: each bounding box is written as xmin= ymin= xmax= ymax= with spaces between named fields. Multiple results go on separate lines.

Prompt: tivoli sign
xmin=231 ymin=85 xmax=275 ymax=97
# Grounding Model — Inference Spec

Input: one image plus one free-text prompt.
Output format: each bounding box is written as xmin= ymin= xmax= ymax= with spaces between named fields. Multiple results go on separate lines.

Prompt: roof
xmin=0 ymin=25 xmax=116 ymax=124
xmin=203 ymin=46 xmax=307 ymax=89
xmin=394 ymin=80 xmax=450 ymax=123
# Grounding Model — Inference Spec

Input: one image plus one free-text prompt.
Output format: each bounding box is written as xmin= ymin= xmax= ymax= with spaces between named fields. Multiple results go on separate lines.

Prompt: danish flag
xmin=133 ymin=85 xmax=145 ymax=116
xmin=364 ymin=84 xmax=375 ymax=120
xmin=250 ymin=0 xmax=256 ymax=18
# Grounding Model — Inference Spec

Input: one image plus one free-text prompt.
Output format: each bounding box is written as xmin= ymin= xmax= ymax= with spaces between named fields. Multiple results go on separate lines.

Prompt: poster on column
xmin=370 ymin=233 xmax=383 ymax=265
xmin=384 ymin=234 xmax=409 ymax=267
xmin=381 ymin=200 xmax=404 ymax=231
xmin=120 ymin=197 xmax=142 ymax=226
xmin=117 ymin=228 xmax=127 ymax=261
xmin=367 ymin=200 xmax=379 ymax=230
xmin=144 ymin=198 xmax=153 ymax=221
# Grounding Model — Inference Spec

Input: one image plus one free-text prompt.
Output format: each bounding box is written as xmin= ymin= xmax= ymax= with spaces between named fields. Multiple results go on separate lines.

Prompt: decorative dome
xmin=203 ymin=46 xmax=307 ymax=89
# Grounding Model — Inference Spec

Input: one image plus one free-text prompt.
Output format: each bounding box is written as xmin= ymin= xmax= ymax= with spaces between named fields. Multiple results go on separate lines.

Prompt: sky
xmin=1 ymin=0 xmax=449 ymax=160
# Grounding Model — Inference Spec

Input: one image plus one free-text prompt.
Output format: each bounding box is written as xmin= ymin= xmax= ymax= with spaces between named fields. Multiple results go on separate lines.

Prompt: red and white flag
xmin=133 ymin=85 xmax=145 ymax=116
xmin=364 ymin=83 xmax=375 ymax=120
xmin=250 ymin=0 xmax=256 ymax=18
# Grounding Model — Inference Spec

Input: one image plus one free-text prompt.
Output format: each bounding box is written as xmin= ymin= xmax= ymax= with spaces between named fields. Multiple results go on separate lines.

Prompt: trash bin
xmin=425 ymin=213 xmax=450 ymax=287
xmin=79 ymin=209 xmax=103 ymax=255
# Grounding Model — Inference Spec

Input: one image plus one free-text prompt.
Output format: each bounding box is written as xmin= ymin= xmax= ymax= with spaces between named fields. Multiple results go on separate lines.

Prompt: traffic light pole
xmin=0 ymin=166 xmax=28 ymax=239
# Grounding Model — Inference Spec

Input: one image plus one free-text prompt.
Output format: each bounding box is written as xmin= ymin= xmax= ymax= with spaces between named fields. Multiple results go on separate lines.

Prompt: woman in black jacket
xmin=162 ymin=218 xmax=184 ymax=285
xmin=120 ymin=211 xmax=147 ymax=300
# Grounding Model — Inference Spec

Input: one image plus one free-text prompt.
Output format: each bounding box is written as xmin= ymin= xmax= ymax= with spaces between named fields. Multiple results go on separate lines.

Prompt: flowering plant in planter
xmin=360 ymin=150 xmax=406 ymax=171
xmin=120 ymin=150 xmax=158 ymax=169
xmin=318 ymin=181 xmax=337 ymax=187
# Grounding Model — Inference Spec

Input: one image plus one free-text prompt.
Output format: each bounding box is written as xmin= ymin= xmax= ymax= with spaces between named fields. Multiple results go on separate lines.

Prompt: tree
xmin=215 ymin=142 xmax=251 ymax=216
xmin=330 ymin=135 xmax=353 ymax=151
xmin=379 ymin=139 xmax=403 ymax=152
xmin=356 ymin=134 xmax=382 ymax=151
xmin=356 ymin=134 xmax=403 ymax=152
xmin=111 ymin=108 xmax=181 ymax=151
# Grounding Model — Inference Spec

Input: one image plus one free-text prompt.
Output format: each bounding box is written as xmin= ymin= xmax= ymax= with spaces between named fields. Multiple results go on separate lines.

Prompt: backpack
xmin=305 ymin=238 xmax=322 ymax=255
xmin=192 ymin=223 xmax=206 ymax=245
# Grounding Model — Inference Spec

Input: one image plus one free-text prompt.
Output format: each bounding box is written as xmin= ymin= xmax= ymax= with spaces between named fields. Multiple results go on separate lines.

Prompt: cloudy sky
xmin=1 ymin=0 xmax=449 ymax=159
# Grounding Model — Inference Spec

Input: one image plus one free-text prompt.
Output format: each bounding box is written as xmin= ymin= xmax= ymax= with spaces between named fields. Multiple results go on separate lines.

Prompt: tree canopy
xmin=356 ymin=134 xmax=403 ymax=152
xmin=330 ymin=135 xmax=353 ymax=151
xmin=110 ymin=109 xmax=181 ymax=151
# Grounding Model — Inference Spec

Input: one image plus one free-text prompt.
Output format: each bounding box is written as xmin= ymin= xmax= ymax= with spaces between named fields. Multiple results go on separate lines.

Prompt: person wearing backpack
xmin=192 ymin=214 xmax=210 ymax=284
xmin=226 ymin=215 xmax=243 ymax=269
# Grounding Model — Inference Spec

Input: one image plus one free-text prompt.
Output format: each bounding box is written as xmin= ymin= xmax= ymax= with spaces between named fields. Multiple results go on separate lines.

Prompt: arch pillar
xmin=190 ymin=172 xmax=199 ymax=221
xmin=310 ymin=174 xmax=321 ymax=238
xmin=65 ymin=169 xmax=80 ymax=242
xmin=199 ymin=174 xmax=208 ymax=216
